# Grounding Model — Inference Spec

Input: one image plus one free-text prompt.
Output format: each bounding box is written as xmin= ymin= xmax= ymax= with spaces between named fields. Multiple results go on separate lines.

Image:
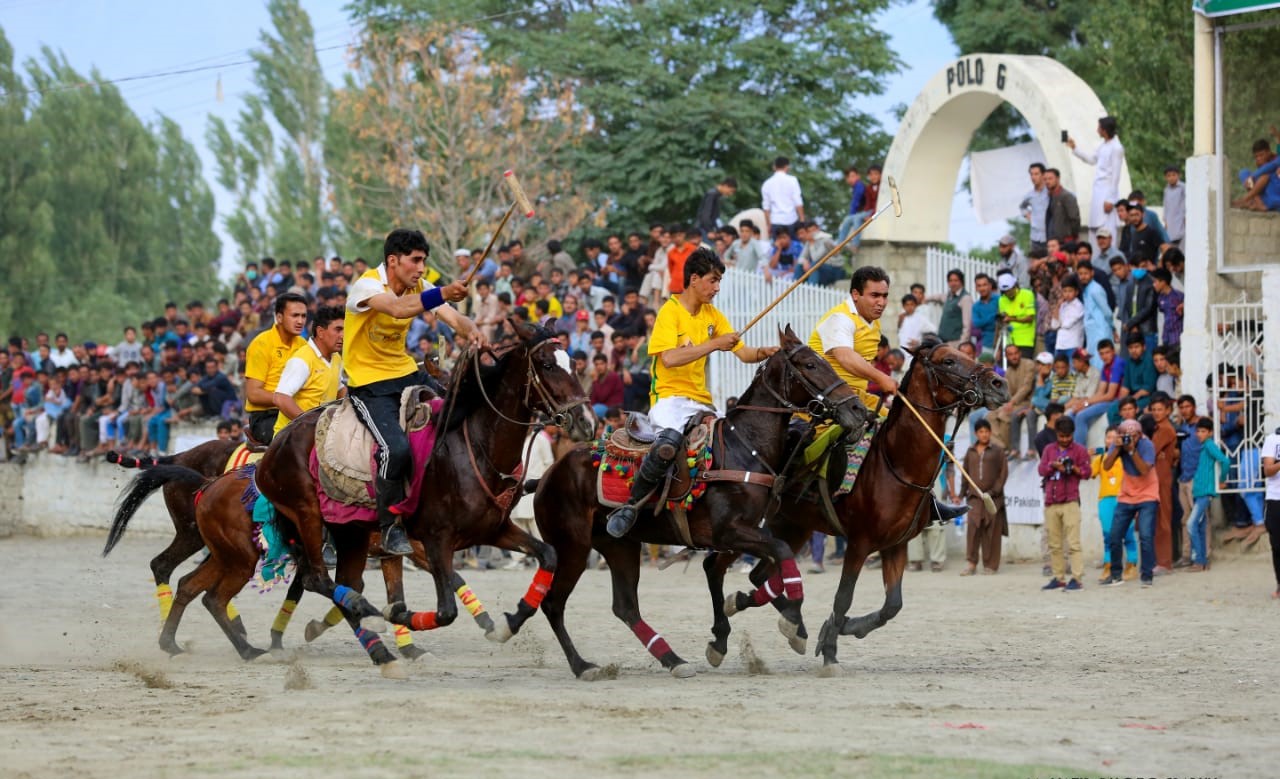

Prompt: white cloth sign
xmin=968 ymin=142 xmax=1048 ymax=226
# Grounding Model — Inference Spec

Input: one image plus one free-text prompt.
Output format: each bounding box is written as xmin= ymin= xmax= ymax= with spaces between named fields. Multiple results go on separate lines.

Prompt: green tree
xmin=348 ymin=0 xmax=900 ymax=231
xmin=207 ymin=0 xmax=328 ymax=263
xmin=0 ymin=29 xmax=219 ymax=339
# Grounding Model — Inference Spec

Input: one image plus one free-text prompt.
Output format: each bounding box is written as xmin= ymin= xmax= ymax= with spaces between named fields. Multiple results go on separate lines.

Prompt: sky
xmin=2 ymin=0 xmax=1007 ymax=276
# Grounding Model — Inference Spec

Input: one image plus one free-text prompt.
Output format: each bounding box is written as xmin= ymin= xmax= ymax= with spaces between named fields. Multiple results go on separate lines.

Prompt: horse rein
xmin=730 ymin=343 xmax=857 ymax=422
xmin=472 ymin=338 xmax=588 ymax=430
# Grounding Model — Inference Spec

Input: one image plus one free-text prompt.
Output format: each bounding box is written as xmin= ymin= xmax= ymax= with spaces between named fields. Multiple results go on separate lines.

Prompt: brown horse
xmin=703 ymin=338 xmax=1008 ymax=675
xmin=248 ymin=319 xmax=591 ymax=675
xmin=530 ymin=326 xmax=873 ymax=679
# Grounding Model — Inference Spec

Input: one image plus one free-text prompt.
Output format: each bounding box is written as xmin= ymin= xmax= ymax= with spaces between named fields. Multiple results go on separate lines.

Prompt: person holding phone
xmin=1100 ymin=418 xmax=1159 ymax=587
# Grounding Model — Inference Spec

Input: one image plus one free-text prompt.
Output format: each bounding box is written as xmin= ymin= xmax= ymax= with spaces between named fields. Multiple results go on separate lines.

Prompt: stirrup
xmin=381 ymin=523 xmax=413 ymax=556
xmin=931 ymin=498 xmax=968 ymax=524
xmin=606 ymin=504 xmax=640 ymax=538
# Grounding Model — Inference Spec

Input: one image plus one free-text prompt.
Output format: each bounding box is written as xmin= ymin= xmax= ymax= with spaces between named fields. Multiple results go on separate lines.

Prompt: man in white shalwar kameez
xmin=1068 ymin=116 xmax=1125 ymax=251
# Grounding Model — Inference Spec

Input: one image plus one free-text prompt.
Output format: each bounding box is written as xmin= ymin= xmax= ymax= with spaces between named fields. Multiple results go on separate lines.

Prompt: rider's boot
xmin=932 ymin=496 xmax=969 ymax=524
xmin=376 ymin=480 xmax=413 ymax=556
xmin=606 ymin=429 xmax=682 ymax=538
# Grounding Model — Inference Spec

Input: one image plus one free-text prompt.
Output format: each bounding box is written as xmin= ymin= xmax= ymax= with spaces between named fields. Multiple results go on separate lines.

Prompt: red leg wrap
xmin=409 ymin=611 xmax=439 ymax=631
xmin=750 ymin=572 xmax=784 ymax=606
xmin=780 ymin=558 xmax=804 ymax=601
xmin=521 ymin=568 xmax=554 ymax=610
xmin=630 ymin=619 xmax=672 ymax=659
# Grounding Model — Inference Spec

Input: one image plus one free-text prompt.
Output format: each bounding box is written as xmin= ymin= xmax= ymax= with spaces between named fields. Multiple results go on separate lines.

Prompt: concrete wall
xmin=0 ymin=420 xmax=221 ymax=538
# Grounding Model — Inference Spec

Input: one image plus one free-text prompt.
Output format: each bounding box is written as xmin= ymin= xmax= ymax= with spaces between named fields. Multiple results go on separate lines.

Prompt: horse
xmin=245 ymin=318 xmax=591 ymax=676
xmin=702 ymin=337 xmax=1008 ymax=675
xmin=529 ymin=325 xmax=873 ymax=679
xmin=102 ymin=355 xmax=457 ymax=658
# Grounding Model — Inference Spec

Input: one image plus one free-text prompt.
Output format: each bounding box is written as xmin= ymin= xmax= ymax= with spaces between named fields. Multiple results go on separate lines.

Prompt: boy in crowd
xmin=1185 ymin=419 xmax=1231 ymax=571
xmin=1039 ymin=417 xmax=1093 ymax=590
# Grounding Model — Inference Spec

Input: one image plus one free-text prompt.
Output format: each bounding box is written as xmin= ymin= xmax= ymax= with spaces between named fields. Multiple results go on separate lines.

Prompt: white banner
xmin=968 ymin=141 xmax=1047 ymax=225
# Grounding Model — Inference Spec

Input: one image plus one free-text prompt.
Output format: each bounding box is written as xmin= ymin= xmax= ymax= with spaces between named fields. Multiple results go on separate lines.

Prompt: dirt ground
xmin=1 ymin=534 xmax=1276 ymax=778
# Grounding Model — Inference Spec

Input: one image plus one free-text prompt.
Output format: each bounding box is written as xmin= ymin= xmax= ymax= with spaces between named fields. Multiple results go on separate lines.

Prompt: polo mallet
xmin=739 ymin=176 xmax=902 ymax=337
xmin=895 ymin=392 xmax=998 ymax=515
xmin=461 ymin=169 xmax=536 ymax=286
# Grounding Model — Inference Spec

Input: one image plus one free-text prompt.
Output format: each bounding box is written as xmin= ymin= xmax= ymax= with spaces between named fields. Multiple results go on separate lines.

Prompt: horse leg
xmin=269 ymin=576 xmax=306 ymax=651
xmin=702 ymin=551 xmax=738 ymax=668
xmin=448 ymin=571 xmax=497 ymax=636
xmin=842 ymin=542 xmax=907 ymax=640
xmin=537 ymin=498 xmax=602 ymax=680
xmin=159 ymin=556 xmax=219 ymax=656
xmin=597 ymin=533 xmax=695 ymax=678
xmin=380 ymin=556 xmax=427 ymax=660
xmin=200 ymin=555 xmax=267 ymax=661
xmin=327 ymin=524 xmax=402 ymax=677
xmin=151 ymin=487 xmax=206 ymax=624
xmin=719 ymin=530 xmax=807 ymax=655
xmin=483 ymin=520 xmax=558 ymax=642
xmin=381 ymin=538 xmax=461 ymax=638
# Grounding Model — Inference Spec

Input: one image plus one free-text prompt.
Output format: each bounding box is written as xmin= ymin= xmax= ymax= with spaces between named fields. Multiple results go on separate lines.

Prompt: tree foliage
xmin=347 ymin=0 xmax=900 ymax=231
xmin=325 ymin=24 xmax=601 ymax=276
xmin=206 ymin=0 xmax=329 ymax=262
xmin=933 ymin=1 xmax=1280 ymax=198
xmin=0 ymin=28 xmax=219 ymax=340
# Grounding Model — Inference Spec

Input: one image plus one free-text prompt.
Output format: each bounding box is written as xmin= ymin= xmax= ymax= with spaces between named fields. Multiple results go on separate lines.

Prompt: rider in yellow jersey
xmin=606 ymin=248 xmax=778 ymax=538
xmin=271 ymin=304 xmax=346 ymax=435
xmin=242 ymin=292 xmax=308 ymax=444
xmin=345 ymin=229 xmax=484 ymax=556
xmin=807 ymin=265 xmax=966 ymax=522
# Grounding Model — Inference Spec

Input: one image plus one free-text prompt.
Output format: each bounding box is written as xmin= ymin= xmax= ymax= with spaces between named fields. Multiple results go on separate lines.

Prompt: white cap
xmin=454 ymin=248 xmax=471 ymax=258
xmin=1035 ymin=351 xmax=1054 ymax=365
xmin=997 ymin=273 xmax=1016 ymax=292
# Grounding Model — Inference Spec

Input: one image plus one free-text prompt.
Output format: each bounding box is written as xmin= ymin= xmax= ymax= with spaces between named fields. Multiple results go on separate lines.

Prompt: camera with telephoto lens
xmin=1121 ymin=433 xmax=1133 ymax=447
xmin=1058 ymin=456 xmax=1073 ymax=472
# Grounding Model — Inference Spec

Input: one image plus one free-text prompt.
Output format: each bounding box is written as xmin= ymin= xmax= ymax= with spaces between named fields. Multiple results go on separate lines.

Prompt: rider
xmin=808 ymin=265 xmax=967 ymax=522
xmin=346 ymin=229 xmax=483 ymax=556
xmin=271 ymin=304 xmax=346 ymax=436
xmin=606 ymin=248 xmax=779 ymax=538
xmin=243 ymin=292 xmax=308 ymax=445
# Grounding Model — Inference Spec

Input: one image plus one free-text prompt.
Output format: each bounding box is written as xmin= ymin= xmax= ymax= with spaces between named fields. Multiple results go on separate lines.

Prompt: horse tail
xmin=105 ymin=450 xmax=176 ymax=468
xmin=103 ymin=465 xmax=209 ymax=557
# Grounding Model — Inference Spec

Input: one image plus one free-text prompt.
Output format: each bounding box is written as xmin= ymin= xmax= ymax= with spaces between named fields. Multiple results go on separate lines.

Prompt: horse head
xmin=757 ymin=324 xmax=872 ymax=433
xmin=905 ymin=336 xmax=1008 ymax=412
xmin=509 ymin=317 xmax=594 ymax=442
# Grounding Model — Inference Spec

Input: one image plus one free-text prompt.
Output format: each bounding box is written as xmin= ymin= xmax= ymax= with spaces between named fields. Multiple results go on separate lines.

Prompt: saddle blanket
xmin=592 ymin=422 xmax=713 ymax=510
xmin=802 ymin=423 xmax=875 ymax=498
xmin=224 ymin=464 xmax=293 ymax=593
xmin=223 ymin=442 xmax=264 ymax=473
xmin=308 ymin=397 xmax=444 ymax=525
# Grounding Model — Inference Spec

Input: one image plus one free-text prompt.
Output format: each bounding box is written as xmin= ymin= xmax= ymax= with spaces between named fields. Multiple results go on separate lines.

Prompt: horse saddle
xmin=597 ymin=414 xmax=716 ymax=509
xmin=313 ymin=385 xmax=438 ymax=507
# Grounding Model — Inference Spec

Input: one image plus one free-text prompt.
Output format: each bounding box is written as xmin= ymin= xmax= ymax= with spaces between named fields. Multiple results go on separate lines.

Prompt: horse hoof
xmin=360 ymin=614 xmax=388 ymax=634
xmin=705 ymin=644 xmax=725 ymax=668
xmin=382 ymin=602 xmax=407 ymax=624
xmin=379 ymin=660 xmax=409 ymax=680
xmin=723 ymin=593 xmax=743 ymax=618
xmin=398 ymin=643 xmax=430 ymax=661
xmin=816 ymin=662 xmax=844 ymax=678
xmin=242 ymin=646 xmax=268 ymax=662
xmin=485 ymin=617 xmax=513 ymax=644
xmin=669 ymin=663 xmax=696 ymax=679
xmin=778 ymin=617 xmax=807 ymax=655
xmin=160 ymin=643 xmax=185 ymax=657
xmin=578 ymin=666 xmax=605 ymax=682
xmin=303 ymin=620 xmax=327 ymax=643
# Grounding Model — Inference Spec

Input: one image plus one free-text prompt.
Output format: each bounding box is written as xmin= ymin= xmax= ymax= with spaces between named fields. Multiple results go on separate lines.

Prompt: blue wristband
xmin=419 ymin=287 xmax=445 ymax=311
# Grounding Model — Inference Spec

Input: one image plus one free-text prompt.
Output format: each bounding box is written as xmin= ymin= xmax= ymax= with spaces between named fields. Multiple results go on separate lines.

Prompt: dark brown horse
xmin=530 ymin=326 xmax=873 ymax=679
xmin=248 ymin=319 xmax=591 ymax=675
xmin=703 ymin=338 xmax=1008 ymax=675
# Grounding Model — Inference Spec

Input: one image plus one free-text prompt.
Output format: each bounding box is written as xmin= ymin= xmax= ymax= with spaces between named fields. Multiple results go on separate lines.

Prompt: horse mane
xmin=439 ymin=324 xmax=559 ymax=432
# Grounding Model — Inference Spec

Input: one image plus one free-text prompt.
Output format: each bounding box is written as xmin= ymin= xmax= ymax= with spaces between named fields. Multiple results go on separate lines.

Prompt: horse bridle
xmin=905 ymin=346 xmax=987 ymax=414
xmin=733 ymin=342 xmax=859 ymax=422
xmin=472 ymin=338 xmax=589 ymax=429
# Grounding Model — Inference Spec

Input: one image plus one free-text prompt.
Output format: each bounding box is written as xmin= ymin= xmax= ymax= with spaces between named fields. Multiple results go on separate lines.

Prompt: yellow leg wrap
xmin=225 ymin=601 xmax=241 ymax=621
xmin=323 ymin=606 xmax=344 ymax=626
xmin=271 ymin=599 xmax=298 ymax=634
xmin=394 ymin=624 xmax=413 ymax=648
xmin=155 ymin=583 xmax=174 ymax=622
xmin=456 ymin=583 xmax=486 ymax=618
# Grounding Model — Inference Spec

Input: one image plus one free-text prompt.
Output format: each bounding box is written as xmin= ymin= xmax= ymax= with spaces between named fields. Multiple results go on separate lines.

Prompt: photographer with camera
xmin=1038 ymin=416 xmax=1093 ymax=590
xmin=1101 ymin=418 xmax=1160 ymax=587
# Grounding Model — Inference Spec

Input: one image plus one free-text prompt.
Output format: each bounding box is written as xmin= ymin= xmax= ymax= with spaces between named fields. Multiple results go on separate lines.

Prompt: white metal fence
xmin=1209 ymin=298 xmax=1266 ymax=494
xmin=925 ymin=246 xmax=1001 ymax=300
xmin=706 ymin=267 xmax=848 ymax=408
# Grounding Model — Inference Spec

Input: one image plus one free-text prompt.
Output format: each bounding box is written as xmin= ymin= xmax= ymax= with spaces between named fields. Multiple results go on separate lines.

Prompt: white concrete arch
xmin=865 ymin=54 xmax=1132 ymax=243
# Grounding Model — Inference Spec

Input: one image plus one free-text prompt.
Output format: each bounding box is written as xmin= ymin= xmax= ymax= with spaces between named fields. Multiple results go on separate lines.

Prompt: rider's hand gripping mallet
xmin=462 ymin=169 xmax=536 ymax=286
xmin=895 ymin=392 xmax=998 ymax=515
xmin=738 ymin=176 xmax=902 ymax=337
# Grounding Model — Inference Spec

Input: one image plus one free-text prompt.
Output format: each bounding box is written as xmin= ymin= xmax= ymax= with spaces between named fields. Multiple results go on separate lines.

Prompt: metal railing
xmin=1209 ymin=298 xmax=1266 ymax=494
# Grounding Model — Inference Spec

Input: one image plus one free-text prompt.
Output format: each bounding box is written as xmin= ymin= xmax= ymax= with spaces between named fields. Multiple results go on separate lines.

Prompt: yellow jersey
xmin=344 ymin=264 xmax=428 ymax=388
xmin=527 ymin=295 xmax=563 ymax=321
xmin=273 ymin=339 xmax=343 ymax=435
xmin=1092 ymin=453 xmax=1124 ymax=499
xmin=243 ymin=325 xmax=304 ymax=412
xmin=808 ymin=298 xmax=882 ymax=408
xmin=648 ymin=296 xmax=741 ymax=406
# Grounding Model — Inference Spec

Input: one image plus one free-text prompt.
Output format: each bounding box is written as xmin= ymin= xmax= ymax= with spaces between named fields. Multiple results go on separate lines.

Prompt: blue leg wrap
xmin=353 ymin=626 xmax=381 ymax=652
xmin=332 ymin=585 xmax=359 ymax=610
